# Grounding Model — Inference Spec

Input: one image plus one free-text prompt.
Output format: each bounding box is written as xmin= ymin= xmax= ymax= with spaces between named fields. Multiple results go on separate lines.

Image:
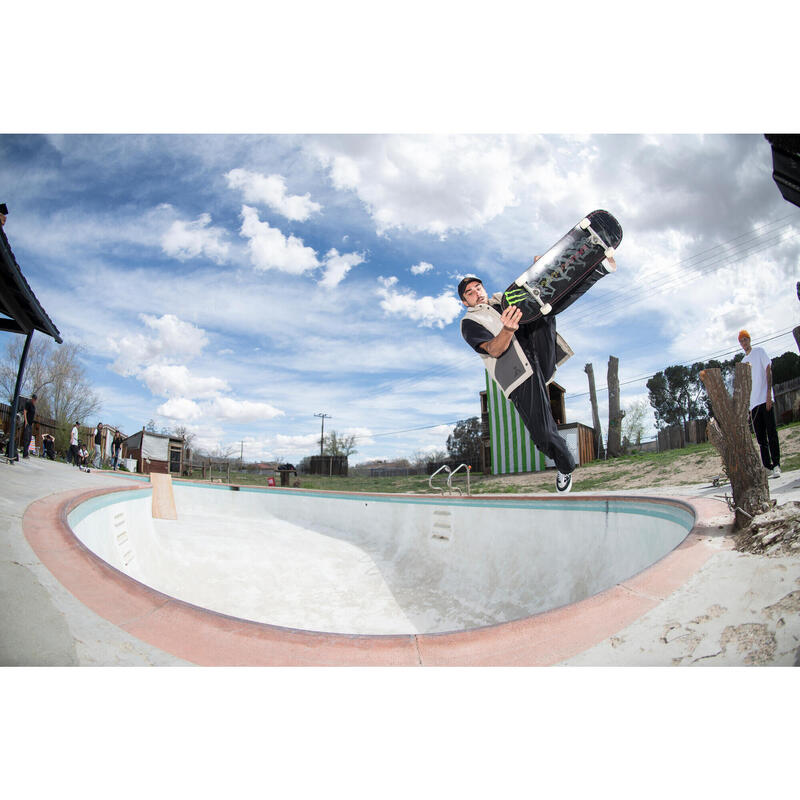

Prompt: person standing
xmin=21 ymin=393 xmax=37 ymax=459
xmin=112 ymin=430 xmax=123 ymax=470
xmin=69 ymin=421 xmax=80 ymax=466
xmin=739 ymin=329 xmax=781 ymax=478
xmin=92 ymin=422 xmax=103 ymax=469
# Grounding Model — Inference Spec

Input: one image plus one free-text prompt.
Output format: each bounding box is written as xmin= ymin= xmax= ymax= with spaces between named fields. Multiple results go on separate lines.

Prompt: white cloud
xmin=239 ymin=205 xmax=320 ymax=274
xmin=410 ymin=261 xmax=434 ymax=275
xmin=319 ymin=248 xmax=365 ymax=288
xmin=142 ymin=364 xmax=229 ymax=398
xmin=108 ymin=314 xmax=209 ymax=376
xmin=226 ymin=169 xmax=322 ymax=221
xmin=161 ymin=212 xmax=230 ymax=264
xmin=272 ymin=433 xmax=321 ymax=457
xmin=157 ymin=397 xmax=203 ymax=421
xmin=376 ymin=277 xmax=463 ymax=329
xmin=310 ymin=135 xmax=521 ymax=236
xmin=212 ymin=396 xmax=285 ymax=422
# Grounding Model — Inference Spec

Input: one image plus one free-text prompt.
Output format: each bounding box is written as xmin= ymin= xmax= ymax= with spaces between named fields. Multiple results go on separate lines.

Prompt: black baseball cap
xmin=457 ymin=275 xmax=482 ymax=300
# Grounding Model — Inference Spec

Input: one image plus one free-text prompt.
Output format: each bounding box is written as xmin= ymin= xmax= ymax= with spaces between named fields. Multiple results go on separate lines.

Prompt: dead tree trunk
xmin=700 ymin=365 xmax=770 ymax=529
xmin=584 ymin=363 xmax=605 ymax=459
xmin=606 ymin=355 xmax=624 ymax=457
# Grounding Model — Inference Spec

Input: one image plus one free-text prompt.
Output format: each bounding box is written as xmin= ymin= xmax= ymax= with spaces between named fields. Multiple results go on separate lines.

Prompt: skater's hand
xmin=500 ymin=305 xmax=522 ymax=331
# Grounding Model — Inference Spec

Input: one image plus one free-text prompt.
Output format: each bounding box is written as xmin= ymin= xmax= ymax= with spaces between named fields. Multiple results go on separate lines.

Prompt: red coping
xmin=22 ymin=486 xmax=728 ymax=666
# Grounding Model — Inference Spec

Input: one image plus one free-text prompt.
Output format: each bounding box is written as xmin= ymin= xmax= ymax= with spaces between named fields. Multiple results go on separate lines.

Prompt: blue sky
xmin=2 ymin=133 xmax=798 ymax=463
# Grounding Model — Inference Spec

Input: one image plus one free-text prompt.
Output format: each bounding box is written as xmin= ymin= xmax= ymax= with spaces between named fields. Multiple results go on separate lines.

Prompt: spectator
xmin=78 ymin=443 xmax=90 ymax=471
xmin=739 ymin=329 xmax=781 ymax=478
xmin=21 ymin=393 xmax=37 ymax=460
xmin=112 ymin=430 xmax=123 ymax=470
xmin=42 ymin=433 xmax=55 ymax=460
xmin=92 ymin=422 xmax=103 ymax=469
xmin=69 ymin=421 xmax=80 ymax=466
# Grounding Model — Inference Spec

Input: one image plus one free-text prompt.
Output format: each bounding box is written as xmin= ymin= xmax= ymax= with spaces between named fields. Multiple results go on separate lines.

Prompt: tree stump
xmin=606 ymin=355 xmax=624 ymax=457
xmin=584 ymin=363 xmax=605 ymax=459
xmin=700 ymin=365 xmax=770 ymax=529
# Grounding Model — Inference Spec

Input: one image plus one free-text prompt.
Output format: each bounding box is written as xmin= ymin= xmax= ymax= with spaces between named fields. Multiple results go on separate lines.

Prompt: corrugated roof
xmin=0 ymin=224 xmax=62 ymax=343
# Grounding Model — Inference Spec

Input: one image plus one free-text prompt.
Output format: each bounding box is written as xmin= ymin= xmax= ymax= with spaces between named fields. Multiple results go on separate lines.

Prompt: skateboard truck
xmin=511 ymin=279 xmax=552 ymax=315
xmin=579 ymin=217 xmax=616 ymax=260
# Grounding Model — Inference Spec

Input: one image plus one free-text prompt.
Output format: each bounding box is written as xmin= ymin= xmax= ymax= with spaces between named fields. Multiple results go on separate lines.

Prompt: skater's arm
xmin=480 ymin=306 xmax=522 ymax=358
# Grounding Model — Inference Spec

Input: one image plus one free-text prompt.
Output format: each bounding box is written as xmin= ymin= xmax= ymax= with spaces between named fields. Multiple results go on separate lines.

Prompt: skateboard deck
xmin=500 ymin=210 xmax=622 ymax=324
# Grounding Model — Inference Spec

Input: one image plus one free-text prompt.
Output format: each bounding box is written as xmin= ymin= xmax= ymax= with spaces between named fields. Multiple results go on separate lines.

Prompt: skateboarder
xmin=458 ymin=270 xmax=582 ymax=493
xmin=739 ymin=329 xmax=781 ymax=478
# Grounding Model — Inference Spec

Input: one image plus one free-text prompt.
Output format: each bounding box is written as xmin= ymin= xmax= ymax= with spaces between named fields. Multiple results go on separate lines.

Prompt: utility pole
xmin=240 ymin=440 xmax=244 ymax=469
xmin=314 ymin=413 xmax=331 ymax=456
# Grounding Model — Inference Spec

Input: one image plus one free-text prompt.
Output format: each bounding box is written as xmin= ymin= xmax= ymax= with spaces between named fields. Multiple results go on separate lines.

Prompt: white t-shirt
xmin=70 ymin=426 xmax=78 ymax=446
xmin=742 ymin=346 xmax=771 ymax=410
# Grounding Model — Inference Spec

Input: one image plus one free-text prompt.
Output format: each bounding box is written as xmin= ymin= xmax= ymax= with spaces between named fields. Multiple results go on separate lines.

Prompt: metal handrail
xmin=428 ymin=464 xmax=451 ymax=494
xmin=447 ymin=463 xmax=471 ymax=496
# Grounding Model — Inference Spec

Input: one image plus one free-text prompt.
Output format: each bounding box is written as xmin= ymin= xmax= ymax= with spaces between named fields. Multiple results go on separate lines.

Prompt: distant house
xmin=480 ymin=374 xmax=596 ymax=475
xmin=252 ymin=461 xmax=279 ymax=475
xmin=124 ymin=429 xmax=184 ymax=475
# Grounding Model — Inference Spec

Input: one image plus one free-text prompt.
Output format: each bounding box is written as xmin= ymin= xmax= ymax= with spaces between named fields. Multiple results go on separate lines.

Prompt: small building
xmin=480 ymin=374 xmax=596 ymax=475
xmin=124 ymin=429 xmax=184 ymax=475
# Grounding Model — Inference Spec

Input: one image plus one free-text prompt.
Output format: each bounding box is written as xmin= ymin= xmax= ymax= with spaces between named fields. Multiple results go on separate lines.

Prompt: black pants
xmin=751 ymin=403 xmax=780 ymax=470
xmin=68 ymin=444 xmax=79 ymax=465
xmin=510 ymin=316 xmax=575 ymax=475
xmin=21 ymin=423 xmax=32 ymax=458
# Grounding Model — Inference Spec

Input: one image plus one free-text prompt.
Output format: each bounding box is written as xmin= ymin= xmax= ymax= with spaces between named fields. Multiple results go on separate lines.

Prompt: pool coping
xmin=23 ymin=484 xmax=730 ymax=666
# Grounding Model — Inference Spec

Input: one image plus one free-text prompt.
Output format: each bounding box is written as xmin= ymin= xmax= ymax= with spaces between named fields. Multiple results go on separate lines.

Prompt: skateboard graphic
xmin=500 ymin=210 xmax=623 ymax=324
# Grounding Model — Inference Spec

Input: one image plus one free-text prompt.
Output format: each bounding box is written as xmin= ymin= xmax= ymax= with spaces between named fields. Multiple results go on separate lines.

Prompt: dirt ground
xmin=476 ymin=424 xmax=800 ymax=495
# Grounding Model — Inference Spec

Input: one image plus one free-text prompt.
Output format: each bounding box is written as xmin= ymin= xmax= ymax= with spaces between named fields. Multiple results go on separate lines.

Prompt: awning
xmin=0 ymin=224 xmax=62 ymax=343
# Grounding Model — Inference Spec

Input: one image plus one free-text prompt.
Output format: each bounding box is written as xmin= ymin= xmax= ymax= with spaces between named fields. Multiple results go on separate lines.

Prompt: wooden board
xmin=150 ymin=472 xmax=177 ymax=520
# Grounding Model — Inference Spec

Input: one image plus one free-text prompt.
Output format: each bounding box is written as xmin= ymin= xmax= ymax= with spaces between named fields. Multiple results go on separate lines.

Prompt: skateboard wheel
xmin=579 ymin=218 xmax=591 ymax=230
xmin=602 ymin=258 xmax=617 ymax=273
xmin=541 ymin=303 xmax=552 ymax=315
xmin=605 ymin=246 xmax=615 ymax=259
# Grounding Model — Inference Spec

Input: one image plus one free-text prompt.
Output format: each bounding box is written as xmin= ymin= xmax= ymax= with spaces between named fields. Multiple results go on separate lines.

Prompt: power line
xmin=350 ymin=211 xmax=800 ymax=408
xmin=349 ymin=327 xmax=797 ymax=442
xmin=565 ymin=328 xmax=797 ymax=399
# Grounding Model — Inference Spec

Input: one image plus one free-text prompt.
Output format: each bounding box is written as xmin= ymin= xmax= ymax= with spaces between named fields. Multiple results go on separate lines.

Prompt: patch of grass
xmin=782 ymin=453 xmax=800 ymax=472
xmin=198 ymin=427 xmax=799 ymax=496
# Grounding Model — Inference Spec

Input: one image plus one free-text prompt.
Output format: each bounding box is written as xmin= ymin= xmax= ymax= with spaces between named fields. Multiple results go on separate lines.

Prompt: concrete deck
xmin=2 ymin=457 xmax=799 ymax=666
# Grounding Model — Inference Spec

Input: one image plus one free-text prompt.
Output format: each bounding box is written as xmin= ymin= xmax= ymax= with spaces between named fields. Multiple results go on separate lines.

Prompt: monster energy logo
xmin=504 ymin=288 xmax=529 ymax=306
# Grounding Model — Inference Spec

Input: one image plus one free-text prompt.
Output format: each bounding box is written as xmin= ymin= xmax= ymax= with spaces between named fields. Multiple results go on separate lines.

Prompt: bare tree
xmin=622 ymin=399 xmax=649 ymax=450
xmin=584 ymin=363 xmax=605 ymax=459
xmin=700 ymin=364 xmax=770 ymax=529
xmin=606 ymin=355 xmax=625 ymax=457
xmin=323 ymin=430 xmax=358 ymax=457
xmin=1 ymin=337 xmax=101 ymax=452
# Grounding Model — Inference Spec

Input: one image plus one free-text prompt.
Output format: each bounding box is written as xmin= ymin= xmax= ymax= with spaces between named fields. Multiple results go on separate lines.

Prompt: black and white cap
xmin=457 ymin=274 xmax=482 ymax=300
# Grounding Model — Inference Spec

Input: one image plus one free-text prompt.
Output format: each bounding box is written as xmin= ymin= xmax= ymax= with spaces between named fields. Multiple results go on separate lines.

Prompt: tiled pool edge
xmin=23 ymin=485 xmax=725 ymax=666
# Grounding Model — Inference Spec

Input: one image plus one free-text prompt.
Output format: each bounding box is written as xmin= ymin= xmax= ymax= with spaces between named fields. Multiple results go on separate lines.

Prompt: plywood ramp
xmin=150 ymin=473 xmax=177 ymax=520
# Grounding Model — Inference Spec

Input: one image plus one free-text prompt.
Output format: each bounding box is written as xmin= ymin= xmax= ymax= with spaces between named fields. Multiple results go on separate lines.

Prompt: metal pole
xmin=314 ymin=412 xmax=330 ymax=456
xmin=6 ymin=330 xmax=33 ymax=462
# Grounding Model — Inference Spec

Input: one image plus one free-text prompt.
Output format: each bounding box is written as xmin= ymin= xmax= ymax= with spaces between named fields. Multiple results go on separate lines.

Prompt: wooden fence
xmin=775 ymin=376 xmax=800 ymax=424
xmin=1 ymin=402 xmax=60 ymax=457
xmin=656 ymin=419 xmax=708 ymax=453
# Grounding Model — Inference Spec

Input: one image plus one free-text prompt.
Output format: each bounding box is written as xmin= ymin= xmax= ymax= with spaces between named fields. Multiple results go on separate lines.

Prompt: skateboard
xmin=500 ymin=210 xmax=623 ymax=324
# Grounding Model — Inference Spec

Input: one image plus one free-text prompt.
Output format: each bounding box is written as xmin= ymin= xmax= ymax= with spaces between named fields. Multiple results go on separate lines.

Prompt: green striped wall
xmin=485 ymin=372 xmax=546 ymax=474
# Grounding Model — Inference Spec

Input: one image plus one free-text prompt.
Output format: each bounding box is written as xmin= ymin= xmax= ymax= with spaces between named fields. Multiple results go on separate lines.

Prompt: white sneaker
xmin=556 ymin=471 xmax=573 ymax=494
xmin=771 ymin=466 xmax=781 ymax=478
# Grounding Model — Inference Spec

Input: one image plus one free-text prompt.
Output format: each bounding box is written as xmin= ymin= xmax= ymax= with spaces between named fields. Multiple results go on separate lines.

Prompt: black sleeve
xmin=462 ymin=319 xmax=494 ymax=353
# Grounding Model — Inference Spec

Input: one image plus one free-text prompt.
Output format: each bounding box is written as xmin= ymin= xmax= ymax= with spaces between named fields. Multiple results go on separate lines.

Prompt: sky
xmin=2 ymin=133 xmax=799 ymax=463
